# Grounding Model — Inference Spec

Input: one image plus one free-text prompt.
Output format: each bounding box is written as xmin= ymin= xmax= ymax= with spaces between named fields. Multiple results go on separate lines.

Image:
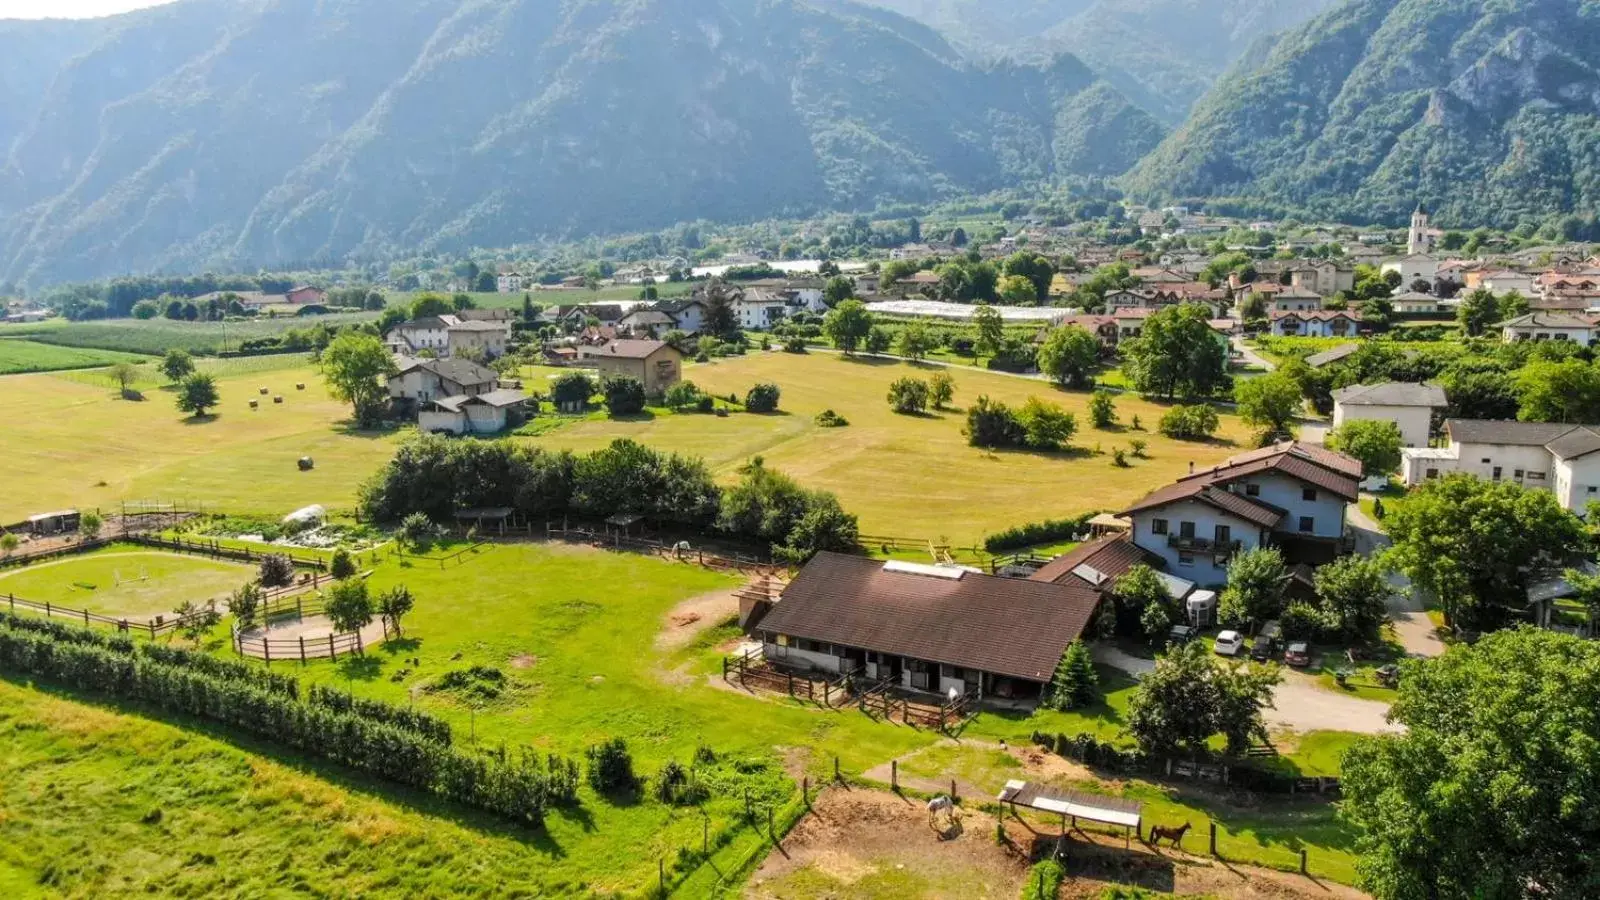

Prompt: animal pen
xmin=997 ymin=780 xmax=1144 ymax=850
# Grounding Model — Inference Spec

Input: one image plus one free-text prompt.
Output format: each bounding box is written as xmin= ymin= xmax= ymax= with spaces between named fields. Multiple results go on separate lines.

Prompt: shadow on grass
xmin=335 ymin=654 xmax=385 ymax=682
xmin=334 ymin=421 xmax=405 ymax=439
xmin=4 ymin=673 xmax=569 ymax=855
xmin=836 ymin=354 xmax=902 ymax=367
xmin=181 ymin=413 xmax=220 ymax=425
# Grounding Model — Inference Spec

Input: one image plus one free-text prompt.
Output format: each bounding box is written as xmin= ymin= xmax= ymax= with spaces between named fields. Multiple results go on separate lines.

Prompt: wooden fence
xmin=233 ymin=627 xmax=365 ymax=664
xmin=2 ymin=591 xmax=206 ymax=638
xmin=544 ymin=522 xmax=781 ymax=576
xmin=125 ymin=534 xmax=329 ymax=570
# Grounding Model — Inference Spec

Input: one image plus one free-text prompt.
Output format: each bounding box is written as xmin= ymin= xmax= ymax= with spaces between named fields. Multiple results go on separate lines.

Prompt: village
xmin=3 ymin=199 xmax=1599 ymax=899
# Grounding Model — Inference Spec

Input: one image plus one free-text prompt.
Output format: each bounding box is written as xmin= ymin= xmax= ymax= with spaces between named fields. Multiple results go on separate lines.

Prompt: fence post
xmin=300 ymin=636 xmax=307 ymax=664
xmin=658 ymin=858 xmax=664 ymax=896
xmin=767 ymin=807 xmax=774 ymax=841
xmin=1300 ymin=849 xmax=1308 ymax=875
xmin=83 ymin=608 xmax=90 ymax=625
xmin=891 ymin=759 xmax=898 ymax=790
xmin=1209 ymin=821 xmax=1218 ymax=857
xmin=951 ymin=779 xmax=958 ymax=803
xmin=329 ymin=633 xmax=336 ymax=658
xmin=356 ymin=631 xmax=365 ymax=655
xmin=834 ymin=755 xmax=840 ymax=782
xmin=802 ymin=776 xmax=809 ymax=807
xmin=45 ymin=601 xmax=50 ymax=618
xmin=263 ymin=638 xmax=271 ymax=666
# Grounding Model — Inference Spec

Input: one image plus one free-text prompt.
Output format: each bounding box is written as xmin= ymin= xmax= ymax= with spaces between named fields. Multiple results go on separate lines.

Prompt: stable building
xmin=750 ymin=553 xmax=1101 ymax=701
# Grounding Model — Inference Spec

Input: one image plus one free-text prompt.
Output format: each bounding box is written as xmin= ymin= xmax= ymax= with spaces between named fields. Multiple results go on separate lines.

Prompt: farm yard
xmin=0 ymin=538 xmax=1367 ymax=896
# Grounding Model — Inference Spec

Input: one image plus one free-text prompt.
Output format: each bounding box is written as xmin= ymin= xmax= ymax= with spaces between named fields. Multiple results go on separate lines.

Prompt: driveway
xmin=1094 ymin=645 xmax=1400 ymax=735
xmin=1346 ymin=502 xmax=1445 ymax=659
xmin=1232 ymin=336 xmax=1276 ymax=372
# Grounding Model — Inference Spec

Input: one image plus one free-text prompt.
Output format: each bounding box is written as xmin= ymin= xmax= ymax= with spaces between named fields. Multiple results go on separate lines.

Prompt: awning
xmin=997 ymin=780 xmax=1143 ymax=830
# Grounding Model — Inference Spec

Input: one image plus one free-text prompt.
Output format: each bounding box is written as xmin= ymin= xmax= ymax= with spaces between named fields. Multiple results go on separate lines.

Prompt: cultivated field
xmin=0 ymin=339 xmax=151 ymax=375
xmin=533 ymin=352 xmax=1251 ymax=544
xmin=0 ymin=312 xmax=379 ymax=355
xmin=391 ymin=281 xmax=693 ymax=311
xmin=0 ymin=540 xmax=1363 ymax=895
xmin=0 ymin=363 xmax=402 ymax=523
xmin=0 ymin=544 xmax=253 ymax=619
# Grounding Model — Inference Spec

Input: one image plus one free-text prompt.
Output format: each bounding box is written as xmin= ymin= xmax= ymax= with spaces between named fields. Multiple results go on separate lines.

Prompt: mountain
xmin=857 ymin=0 xmax=1333 ymax=123
xmin=1124 ymin=0 xmax=1600 ymax=228
xmin=0 ymin=0 xmax=1165 ymax=286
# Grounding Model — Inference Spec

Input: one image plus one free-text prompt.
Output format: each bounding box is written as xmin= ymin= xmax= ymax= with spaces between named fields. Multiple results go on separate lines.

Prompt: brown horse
xmin=1146 ymin=822 xmax=1192 ymax=849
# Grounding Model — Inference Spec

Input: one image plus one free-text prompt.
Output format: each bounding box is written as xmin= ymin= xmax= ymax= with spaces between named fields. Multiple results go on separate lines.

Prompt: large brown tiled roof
xmin=1124 ymin=441 xmax=1361 ymax=519
xmin=1029 ymin=536 xmax=1160 ymax=587
xmin=1122 ymin=480 xmax=1285 ymax=528
xmin=758 ymin=553 xmax=1101 ymax=683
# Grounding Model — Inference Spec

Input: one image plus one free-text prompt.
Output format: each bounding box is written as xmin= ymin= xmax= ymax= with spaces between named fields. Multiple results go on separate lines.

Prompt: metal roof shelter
xmin=997 ymin=780 xmax=1143 ymax=844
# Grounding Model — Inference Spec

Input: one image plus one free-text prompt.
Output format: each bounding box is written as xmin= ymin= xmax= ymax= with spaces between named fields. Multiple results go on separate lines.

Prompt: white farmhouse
xmin=1332 ymin=382 xmax=1448 ymax=450
xmin=1498 ymin=312 xmax=1596 ymax=347
xmin=1401 ymin=420 xmax=1600 ymax=513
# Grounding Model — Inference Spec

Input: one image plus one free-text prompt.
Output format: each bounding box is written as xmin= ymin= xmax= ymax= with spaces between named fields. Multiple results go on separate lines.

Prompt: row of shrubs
xmin=306 ymin=683 xmax=452 ymax=746
xmin=0 ymin=615 xmax=575 ymax=826
xmin=984 ymin=513 xmax=1100 ymax=554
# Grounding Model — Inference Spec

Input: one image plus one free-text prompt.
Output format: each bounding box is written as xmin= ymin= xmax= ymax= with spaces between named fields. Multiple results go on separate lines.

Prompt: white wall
xmin=1131 ymin=500 xmax=1265 ymax=586
xmin=1333 ymin=403 xmax=1434 ymax=450
xmin=418 ymin=409 xmax=466 ymax=435
xmin=1453 ymin=441 xmax=1554 ymax=488
xmin=1555 ymin=454 xmax=1600 ymax=511
xmin=1235 ymin=473 xmax=1348 ymax=540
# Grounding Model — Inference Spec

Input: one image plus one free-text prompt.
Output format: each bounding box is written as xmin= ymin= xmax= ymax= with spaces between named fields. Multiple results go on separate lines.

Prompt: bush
xmin=586 ymin=738 xmax=639 ymax=795
xmin=887 ymin=377 xmax=929 ymax=414
xmin=1158 ymin=404 xmax=1221 ymax=441
xmin=783 ymin=336 xmax=808 ymax=353
xmin=982 ymin=514 xmax=1095 ymax=553
xmin=398 ymin=511 xmax=440 ymax=550
xmin=1089 ymin=390 xmax=1117 ymax=428
xmin=814 ymin=409 xmax=849 ymax=428
xmin=258 ymin=554 xmax=294 ymax=588
xmin=694 ymin=395 xmax=714 ymax=413
xmin=965 ymin=395 xmax=1026 ymax=449
xmin=1017 ymin=398 xmax=1076 ymax=450
xmin=1021 ymin=860 xmax=1064 ymax=900
xmin=602 ymin=376 xmax=646 ymax=416
xmin=329 ymin=548 xmax=357 ymax=580
xmin=745 ymin=383 xmax=781 ymax=413
xmin=550 ymin=372 xmax=595 ymax=409
xmin=654 ymin=759 xmax=709 ymax=806
xmin=663 ymin=381 xmax=704 ymax=411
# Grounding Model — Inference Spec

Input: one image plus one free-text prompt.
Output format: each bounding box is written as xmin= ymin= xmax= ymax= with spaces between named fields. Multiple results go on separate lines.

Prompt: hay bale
xmin=296 ymin=383 xmax=306 ymax=390
xmin=259 ymin=387 xmax=269 ymax=395
xmin=297 ymin=457 xmax=315 ymax=471
xmin=274 ymin=396 xmax=284 ymax=404
xmin=248 ymin=399 xmax=259 ymax=409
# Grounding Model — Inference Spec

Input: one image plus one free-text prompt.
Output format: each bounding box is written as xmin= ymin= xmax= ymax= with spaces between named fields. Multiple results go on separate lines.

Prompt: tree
xmin=1385 ymin=474 xmax=1586 ymax=629
xmin=602 ymin=376 xmax=646 ymax=416
xmin=107 ymin=362 xmax=139 ymax=395
xmin=1441 ymin=366 xmax=1519 ymax=421
xmin=1089 ymin=390 xmax=1117 ymax=429
xmin=865 ymin=326 xmax=891 ymax=355
xmin=174 ymin=599 xmax=221 ymax=642
xmin=131 ymin=299 xmax=159 ymax=319
xmin=1121 ymin=304 xmax=1230 ymax=401
xmin=822 ymin=275 xmax=855 ymax=307
xmin=1114 ymin=564 xmax=1177 ymax=643
xmin=378 ymin=586 xmax=415 ymax=637
xmin=972 ymin=304 xmax=1005 ymax=358
xmin=258 ymin=553 xmax=294 ymax=588
xmin=325 ymin=578 xmax=374 ymax=635
xmin=0 ymin=532 xmax=18 ymax=560
xmin=1037 ymin=325 xmax=1100 ymax=389
xmin=1017 ymin=397 xmax=1076 ymax=450
xmin=175 ymin=373 xmax=220 ymax=418
xmin=159 ymin=349 xmax=194 ymax=383
xmin=997 ymin=274 xmax=1037 ymax=306
xmin=228 ymin=582 xmax=263 ymax=630
xmin=1516 ymin=359 xmax=1600 ymax=423
xmin=164 ymin=298 xmax=185 ymax=320
xmin=965 ymin=395 xmax=1025 ymax=449
xmin=1233 ymin=371 xmax=1301 ymax=444
xmin=928 ymin=371 xmax=955 ymax=409
xmin=1313 ymin=555 xmax=1392 ymax=644
xmin=701 ymin=279 xmax=738 ymax=341
xmin=551 ymin=372 xmax=595 ymax=409
xmin=1465 ymin=285 xmax=1497 ymax=334
xmin=1044 ymin=641 xmax=1098 ymax=710
xmin=896 ymin=323 xmax=935 ymax=361
xmin=1127 ymin=642 xmax=1279 ymax=757
xmin=1341 ymin=630 xmax=1600 ymax=900
xmin=887 ymin=377 xmax=929 ymax=414
xmin=1002 ymin=251 xmax=1055 ymax=303
xmin=586 ymin=738 xmax=640 ymax=795
xmin=1497 ymin=289 xmax=1530 ymax=320
xmin=823 ymin=299 xmax=872 ymax=353
xmin=329 ymin=548 xmax=357 ymax=580
xmin=398 ymin=511 xmax=441 ymax=550
xmin=321 ymin=332 xmax=398 ymax=426
xmin=1218 ymin=547 xmax=1287 ymax=629
xmin=716 ymin=457 xmax=857 ymax=560
xmin=410 ymin=294 xmax=453 ymax=319
xmin=78 ymin=511 xmax=103 ymax=540
xmin=744 ymin=383 xmax=781 ymax=413
xmin=1326 ymin=419 xmax=1402 ymax=482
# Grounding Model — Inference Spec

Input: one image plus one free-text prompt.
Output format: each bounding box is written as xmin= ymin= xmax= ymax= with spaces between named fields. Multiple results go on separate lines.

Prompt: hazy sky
xmin=1 ymin=0 xmax=175 ymax=19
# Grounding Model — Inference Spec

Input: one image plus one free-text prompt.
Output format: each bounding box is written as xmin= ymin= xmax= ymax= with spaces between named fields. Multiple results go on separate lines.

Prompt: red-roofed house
xmin=1270 ymin=310 xmax=1362 ymax=337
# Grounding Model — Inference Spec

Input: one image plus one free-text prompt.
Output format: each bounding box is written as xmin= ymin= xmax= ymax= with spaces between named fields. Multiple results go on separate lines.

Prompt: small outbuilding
xmin=27 ymin=510 xmax=80 ymax=536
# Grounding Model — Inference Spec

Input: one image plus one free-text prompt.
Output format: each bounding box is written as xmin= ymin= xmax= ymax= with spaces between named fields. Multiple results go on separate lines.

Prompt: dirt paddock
xmin=747 ymin=787 xmax=1368 ymax=899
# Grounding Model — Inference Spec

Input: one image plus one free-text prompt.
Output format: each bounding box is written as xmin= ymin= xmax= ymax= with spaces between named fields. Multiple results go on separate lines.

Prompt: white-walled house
xmin=1382 ymin=254 xmax=1440 ymax=287
xmin=1499 ymin=313 xmax=1596 ymax=347
xmin=1401 ymin=420 xmax=1600 ymax=513
xmin=385 ymin=315 xmax=511 ymax=359
xmin=388 ymin=357 xmax=498 ymax=407
xmin=417 ymin=390 xmax=530 ymax=435
xmin=1332 ymin=382 xmax=1448 ymax=450
xmin=735 ymin=290 xmax=790 ymax=330
xmin=1270 ymin=310 xmax=1362 ymax=337
xmin=1122 ymin=443 xmax=1362 ymax=586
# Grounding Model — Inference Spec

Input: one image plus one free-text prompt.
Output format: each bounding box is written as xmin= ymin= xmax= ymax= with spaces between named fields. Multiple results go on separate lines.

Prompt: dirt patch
xmin=509 ymin=653 xmax=537 ymax=669
xmin=750 ymin=786 xmax=1367 ymax=900
xmin=655 ymin=588 xmax=739 ymax=651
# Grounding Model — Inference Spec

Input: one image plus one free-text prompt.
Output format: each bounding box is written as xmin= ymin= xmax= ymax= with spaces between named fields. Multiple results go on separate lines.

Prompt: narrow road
xmin=1094 ymin=645 xmax=1401 ymax=735
xmin=1231 ymin=336 xmax=1276 ymax=372
xmin=1346 ymin=502 xmax=1444 ymax=659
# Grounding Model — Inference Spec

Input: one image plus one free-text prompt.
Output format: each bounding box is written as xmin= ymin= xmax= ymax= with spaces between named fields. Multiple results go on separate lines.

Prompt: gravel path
xmin=1093 ymin=645 xmax=1400 ymax=735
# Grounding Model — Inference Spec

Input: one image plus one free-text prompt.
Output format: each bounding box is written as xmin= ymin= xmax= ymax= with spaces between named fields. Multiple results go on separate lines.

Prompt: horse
xmin=1146 ymin=821 xmax=1192 ymax=849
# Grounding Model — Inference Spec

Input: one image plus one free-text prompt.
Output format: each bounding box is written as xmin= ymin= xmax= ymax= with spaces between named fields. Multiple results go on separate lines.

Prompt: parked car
xmin=1252 ymin=620 xmax=1283 ymax=662
xmin=1214 ymin=630 xmax=1245 ymax=657
xmin=1284 ymin=642 xmax=1311 ymax=667
xmin=1167 ymin=624 xmax=1198 ymax=646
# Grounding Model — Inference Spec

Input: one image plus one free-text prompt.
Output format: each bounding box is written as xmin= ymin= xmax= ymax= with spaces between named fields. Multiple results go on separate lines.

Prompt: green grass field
xmin=0 ymin=312 xmax=379 ymax=356
xmin=0 ymin=541 xmax=1366 ymax=893
xmin=0 ymin=544 xmax=253 ymax=619
xmin=392 ymin=281 xmax=693 ymax=312
xmin=530 ymin=352 xmax=1251 ymax=545
xmin=0 ymin=339 xmax=152 ymax=375
xmin=0 ymin=363 xmax=404 ymax=523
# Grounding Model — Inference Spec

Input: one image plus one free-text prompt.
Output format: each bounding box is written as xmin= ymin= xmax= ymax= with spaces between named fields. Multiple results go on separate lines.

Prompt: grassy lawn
xmin=0 ymin=339 xmax=152 ymax=375
xmin=529 ymin=352 xmax=1250 ymax=545
xmin=0 ymin=543 xmax=254 ymax=619
xmin=0 ymin=540 xmax=1367 ymax=892
xmin=0 ymin=364 xmax=405 ymax=523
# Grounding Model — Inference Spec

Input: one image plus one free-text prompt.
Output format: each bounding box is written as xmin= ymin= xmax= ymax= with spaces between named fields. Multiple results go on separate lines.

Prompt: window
xmin=1528 ymin=472 xmax=1547 ymax=482
xmin=1426 ymin=468 xmax=1439 ymax=479
xmin=1298 ymin=516 xmax=1315 ymax=533
xmin=1492 ymin=467 xmax=1503 ymax=481
xmin=1481 ymin=458 xmax=1492 ymax=464
xmin=1301 ymin=487 xmax=1317 ymax=502
xmin=1589 ymin=486 xmax=1597 ymax=495
xmin=1179 ymin=521 xmax=1196 ymax=539
xmin=1245 ymin=483 xmax=1261 ymax=497
xmin=1514 ymin=469 xmax=1524 ymax=480
xmin=1213 ymin=525 xmax=1232 ymax=545
xmin=1177 ymin=553 xmax=1195 ymax=567
xmin=1151 ymin=518 xmax=1169 ymax=536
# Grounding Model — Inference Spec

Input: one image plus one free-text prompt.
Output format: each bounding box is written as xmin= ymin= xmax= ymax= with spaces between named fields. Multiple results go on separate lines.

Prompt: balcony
xmin=1168 ymin=534 xmax=1244 ymax=558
